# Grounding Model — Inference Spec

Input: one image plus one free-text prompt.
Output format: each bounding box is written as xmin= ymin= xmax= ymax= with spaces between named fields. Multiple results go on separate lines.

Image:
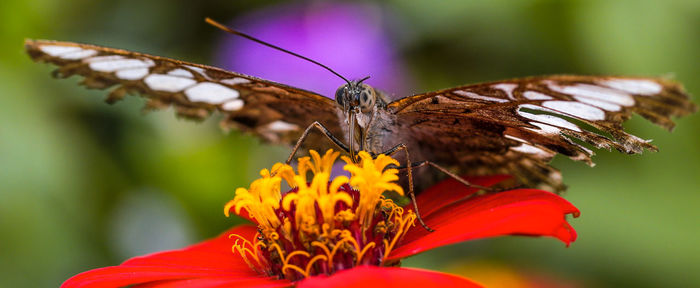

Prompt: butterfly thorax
xmin=363 ymin=105 xmax=401 ymax=152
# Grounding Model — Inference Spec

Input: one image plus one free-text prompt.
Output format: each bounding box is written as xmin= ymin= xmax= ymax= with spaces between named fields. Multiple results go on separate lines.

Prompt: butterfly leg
xmin=380 ymin=143 xmax=433 ymax=232
xmin=403 ymin=161 xmax=491 ymax=192
xmin=286 ymin=121 xmax=350 ymax=165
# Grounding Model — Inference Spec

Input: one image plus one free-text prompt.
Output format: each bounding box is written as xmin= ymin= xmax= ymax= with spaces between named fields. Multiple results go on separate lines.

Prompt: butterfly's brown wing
xmin=388 ymin=75 xmax=696 ymax=192
xmin=25 ymin=39 xmax=343 ymax=147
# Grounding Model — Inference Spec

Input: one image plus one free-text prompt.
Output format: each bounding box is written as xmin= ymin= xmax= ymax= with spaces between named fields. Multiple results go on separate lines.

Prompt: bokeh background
xmin=1 ymin=0 xmax=698 ymax=287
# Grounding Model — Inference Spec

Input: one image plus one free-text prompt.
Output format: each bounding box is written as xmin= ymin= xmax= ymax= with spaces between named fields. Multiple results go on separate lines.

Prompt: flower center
xmin=225 ymin=150 xmax=416 ymax=281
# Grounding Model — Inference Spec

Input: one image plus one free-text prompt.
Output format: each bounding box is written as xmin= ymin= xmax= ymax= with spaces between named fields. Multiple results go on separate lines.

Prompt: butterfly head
xmin=335 ymin=80 xmax=376 ymax=117
xmin=334 ymin=77 xmax=382 ymax=154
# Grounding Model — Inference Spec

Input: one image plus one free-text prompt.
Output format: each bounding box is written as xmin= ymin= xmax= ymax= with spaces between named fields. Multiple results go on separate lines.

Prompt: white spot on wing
xmin=542 ymin=101 xmax=606 ymax=121
xmin=39 ymin=45 xmax=82 ymax=56
xmin=505 ymin=134 xmax=528 ymax=143
xmin=491 ymin=83 xmax=518 ymax=99
xmin=167 ymin=69 xmax=194 ymax=78
xmin=518 ymin=104 xmax=559 ymax=114
xmin=523 ymin=91 xmax=553 ymax=100
xmin=430 ymin=95 xmax=464 ymax=105
xmin=59 ymin=49 xmax=97 ymax=60
xmin=526 ymin=122 xmax=562 ymax=135
xmin=454 ymin=90 xmax=509 ymax=103
xmin=547 ymin=82 xmax=634 ymax=108
xmin=266 ymin=120 xmax=299 ymax=132
xmin=116 ymin=67 xmax=149 ymax=80
xmin=599 ymin=79 xmax=662 ymax=95
xmin=221 ymin=78 xmax=251 ymax=85
xmin=511 ymin=143 xmax=550 ymax=158
xmin=185 ymin=65 xmax=211 ymax=80
xmin=89 ymin=58 xmax=155 ymax=72
xmin=185 ymin=82 xmax=239 ymax=104
xmin=550 ymin=171 xmax=563 ymax=181
xmin=144 ymin=74 xmax=197 ymax=92
xmin=84 ymin=55 xmax=125 ymax=62
xmin=572 ymin=96 xmax=622 ymax=111
xmin=578 ymin=144 xmax=593 ymax=156
xmin=221 ymin=99 xmax=244 ymax=111
xmin=518 ymin=111 xmax=582 ymax=132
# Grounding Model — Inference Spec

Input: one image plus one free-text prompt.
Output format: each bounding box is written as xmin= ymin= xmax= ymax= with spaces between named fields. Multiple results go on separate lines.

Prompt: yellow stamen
xmin=329 ymin=233 xmax=356 ymax=261
xmin=229 ymin=233 xmax=263 ymax=272
xmin=342 ymin=151 xmax=404 ymax=233
xmin=282 ymin=264 xmax=309 ymax=278
xmin=225 ymin=149 xmax=417 ymax=280
xmin=311 ymin=241 xmax=333 ymax=266
xmin=304 ymin=255 xmax=329 ymax=276
xmin=357 ymin=242 xmax=376 ymax=265
xmin=382 ymin=212 xmax=417 ymax=259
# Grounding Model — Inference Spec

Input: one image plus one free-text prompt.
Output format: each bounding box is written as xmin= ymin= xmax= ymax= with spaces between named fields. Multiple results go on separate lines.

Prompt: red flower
xmin=62 ymin=150 xmax=578 ymax=288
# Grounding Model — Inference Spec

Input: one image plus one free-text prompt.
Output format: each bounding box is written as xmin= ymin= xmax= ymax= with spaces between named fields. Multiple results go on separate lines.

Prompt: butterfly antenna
xmin=205 ymin=17 xmax=352 ymax=85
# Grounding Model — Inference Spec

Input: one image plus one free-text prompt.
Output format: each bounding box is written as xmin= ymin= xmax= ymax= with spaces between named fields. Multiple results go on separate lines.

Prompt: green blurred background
xmin=1 ymin=0 xmax=698 ymax=287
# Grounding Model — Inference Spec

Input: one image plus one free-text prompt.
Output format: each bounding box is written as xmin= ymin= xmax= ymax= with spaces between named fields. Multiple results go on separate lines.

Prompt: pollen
xmin=224 ymin=150 xmax=416 ymax=281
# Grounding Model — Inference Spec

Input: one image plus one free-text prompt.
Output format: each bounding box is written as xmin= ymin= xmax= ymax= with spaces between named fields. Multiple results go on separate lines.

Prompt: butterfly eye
xmin=359 ymin=88 xmax=375 ymax=112
xmin=335 ymin=86 xmax=347 ymax=107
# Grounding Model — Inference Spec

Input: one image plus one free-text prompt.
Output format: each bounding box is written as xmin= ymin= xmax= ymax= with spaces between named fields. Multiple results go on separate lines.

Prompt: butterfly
xmin=25 ymin=30 xmax=696 ymax=195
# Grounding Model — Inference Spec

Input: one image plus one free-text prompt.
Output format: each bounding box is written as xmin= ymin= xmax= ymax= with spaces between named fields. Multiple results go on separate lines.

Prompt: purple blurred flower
xmin=215 ymin=2 xmax=410 ymax=98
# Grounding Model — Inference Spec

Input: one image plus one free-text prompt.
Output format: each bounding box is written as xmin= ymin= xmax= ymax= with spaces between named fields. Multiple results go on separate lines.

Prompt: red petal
xmin=134 ymin=277 xmax=288 ymax=288
xmin=297 ymin=266 xmax=482 ymax=288
xmin=388 ymin=189 xmax=579 ymax=260
xmin=413 ymin=175 xmax=512 ymax=218
xmin=62 ymin=225 xmax=290 ymax=288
